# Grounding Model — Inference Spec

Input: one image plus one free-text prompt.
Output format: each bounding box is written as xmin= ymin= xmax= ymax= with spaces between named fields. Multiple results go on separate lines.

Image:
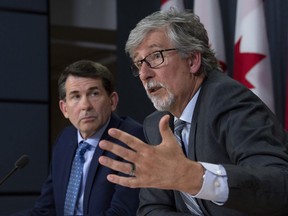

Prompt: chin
xmin=150 ymin=94 xmax=174 ymax=111
xmin=151 ymin=99 xmax=171 ymax=111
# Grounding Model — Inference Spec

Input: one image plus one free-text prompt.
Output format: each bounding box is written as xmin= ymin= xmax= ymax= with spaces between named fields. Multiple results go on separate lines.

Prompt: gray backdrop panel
xmin=0 ymin=11 xmax=48 ymax=101
xmin=0 ymin=0 xmax=47 ymax=12
xmin=0 ymin=103 xmax=49 ymax=192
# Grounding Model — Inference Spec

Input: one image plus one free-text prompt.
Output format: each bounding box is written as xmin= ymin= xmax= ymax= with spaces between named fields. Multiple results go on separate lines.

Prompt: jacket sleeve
xmin=196 ymin=73 xmax=288 ymax=215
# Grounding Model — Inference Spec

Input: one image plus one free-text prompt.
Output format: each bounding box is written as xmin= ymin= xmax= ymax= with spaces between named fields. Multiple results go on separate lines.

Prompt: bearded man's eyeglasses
xmin=130 ymin=48 xmax=177 ymax=77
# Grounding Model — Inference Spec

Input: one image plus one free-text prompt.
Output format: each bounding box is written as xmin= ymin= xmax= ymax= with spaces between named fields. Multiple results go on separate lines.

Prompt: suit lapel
xmin=187 ymin=121 xmax=197 ymax=161
xmin=61 ymin=130 xmax=78 ymax=209
xmin=187 ymin=75 xmax=208 ymax=161
xmin=187 ymin=91 xmax=200 ymax=161
xmin=144 ymin=111 xmax=173 ymax=145
xmin=83 ymin=114 xmax=121 ymax=212
xmin=186 ymin=77 xmax=212 ymax=215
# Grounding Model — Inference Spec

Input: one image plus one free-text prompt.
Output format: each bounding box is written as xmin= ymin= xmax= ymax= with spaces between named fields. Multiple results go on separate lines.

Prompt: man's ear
xmin=189 ymin=52 xmax=201 ymax=74
xmin=59 ymin=100 xmax=69 ymax=119
xmin=110 ymin=92 xmax=119 ymax=112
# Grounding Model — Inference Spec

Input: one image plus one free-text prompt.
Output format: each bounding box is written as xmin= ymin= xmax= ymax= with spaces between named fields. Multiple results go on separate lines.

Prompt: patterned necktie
xmin=64 ymin=141 xmax=91 ymax=215
xmin=174 ymin=119 xmax=203 ymax=216
xmin=174 ymin=119 xmax=187 ymax=155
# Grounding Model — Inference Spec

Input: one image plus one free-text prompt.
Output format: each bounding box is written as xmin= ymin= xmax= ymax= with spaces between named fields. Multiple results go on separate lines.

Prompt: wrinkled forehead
xmin=131 ymin=29 xmax=171 ymax=59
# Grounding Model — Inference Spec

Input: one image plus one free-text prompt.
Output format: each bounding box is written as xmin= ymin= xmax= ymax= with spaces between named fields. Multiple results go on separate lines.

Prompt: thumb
xmin=159 ymin=114 xmax=177 ymax=146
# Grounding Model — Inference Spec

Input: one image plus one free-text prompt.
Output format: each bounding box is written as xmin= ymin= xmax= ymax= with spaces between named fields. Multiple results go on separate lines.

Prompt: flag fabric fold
xmin=233 ymin=0 xmax=275 ymax=112
xmin=194 ymin=0 xmax=227 ymax=73
xmin=160 ymin=0 xmax=184 ymax=11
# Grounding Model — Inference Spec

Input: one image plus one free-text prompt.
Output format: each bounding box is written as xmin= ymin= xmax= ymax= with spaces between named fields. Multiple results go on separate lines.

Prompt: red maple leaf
xmin=233 ymin=37 xmax=266 ymax=88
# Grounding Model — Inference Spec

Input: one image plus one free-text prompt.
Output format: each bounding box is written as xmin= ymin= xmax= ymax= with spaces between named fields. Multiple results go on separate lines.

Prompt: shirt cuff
xmin=194 ymin=162 xmax=228 ymax=204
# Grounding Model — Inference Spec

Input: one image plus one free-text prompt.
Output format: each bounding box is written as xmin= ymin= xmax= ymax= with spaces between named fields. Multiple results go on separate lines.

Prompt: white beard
xmin=145 ymin=80 xmax=175 ymax=111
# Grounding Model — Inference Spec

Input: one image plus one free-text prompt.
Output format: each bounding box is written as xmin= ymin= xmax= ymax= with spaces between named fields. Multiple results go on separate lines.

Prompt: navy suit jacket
xmin=138 ymin=70 xmax=288 ymax=216
xmin=21 ymin=113 xmax=145 ymax=216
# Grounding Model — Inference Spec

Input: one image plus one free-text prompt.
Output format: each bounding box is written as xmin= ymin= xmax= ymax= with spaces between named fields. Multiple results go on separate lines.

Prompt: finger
xmin=107 ymin=128 xmax=147 ymax=151
xmin=106 ymin=174 xmax=139 ymax=188
xmin=159 ymin=115 xmax=178 ymax=145
xmin=99 ymin=155 xmax=133 ymax=175
xmin=99 ymin=140 xmax=137 ymax=162
xmin=159 ymin=115 xmax=187 ymax=157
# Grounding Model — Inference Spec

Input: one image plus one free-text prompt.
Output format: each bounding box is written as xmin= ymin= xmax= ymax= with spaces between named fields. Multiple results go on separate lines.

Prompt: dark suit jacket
xmin=138 ymin=70 xmax=288 ymax=216
xmin=20 ymin=113 xmax=145 ymax=216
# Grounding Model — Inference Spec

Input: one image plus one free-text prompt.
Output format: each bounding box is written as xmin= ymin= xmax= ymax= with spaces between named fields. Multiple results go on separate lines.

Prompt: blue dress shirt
xmin=175 ymin=89 xmax=228 ymax=204
xmin=74 ymin=119 xmax=109 ymax=215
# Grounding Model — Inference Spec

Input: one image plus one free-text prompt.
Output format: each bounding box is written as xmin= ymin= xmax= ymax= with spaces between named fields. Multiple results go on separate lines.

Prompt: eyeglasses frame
xmin=130 ymin=48 xmax=177 ymax=77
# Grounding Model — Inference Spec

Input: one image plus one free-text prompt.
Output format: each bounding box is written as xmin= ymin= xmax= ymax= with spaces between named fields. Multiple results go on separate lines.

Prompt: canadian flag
xmin=234 ymin=0 xmax=275 ymax=112
xmin=160 ymin=0 xmax=184 ymax=11
xmin=194 ymin=0 xmax=227 ymax=73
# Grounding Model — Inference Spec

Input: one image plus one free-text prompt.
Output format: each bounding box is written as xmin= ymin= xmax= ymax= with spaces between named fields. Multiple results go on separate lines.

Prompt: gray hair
xmin=125 ymin=9 xmax=221 ymax=75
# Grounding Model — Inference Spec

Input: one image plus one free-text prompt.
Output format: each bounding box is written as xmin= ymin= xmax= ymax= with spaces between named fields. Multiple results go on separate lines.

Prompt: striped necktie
xmin=64 ymin=141 xmax=91 ymax=215
xmin=174 ymin=119 xmax=187 ymax=155
xmin=174 ymin=119 xmax=203 ymax=215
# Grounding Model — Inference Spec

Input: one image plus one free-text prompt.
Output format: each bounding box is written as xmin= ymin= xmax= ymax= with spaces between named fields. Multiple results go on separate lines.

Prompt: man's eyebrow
xmin=68 ymin=90 xmax=79 ymax=95
xmin=87 ymin=86 xmax=100 ymax=91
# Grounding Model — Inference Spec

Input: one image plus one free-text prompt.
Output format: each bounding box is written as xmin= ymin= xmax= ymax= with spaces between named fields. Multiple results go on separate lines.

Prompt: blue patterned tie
xmin=64 ymin=141 xmax=91 ymax=215
xmin=174 ymin=119 xmax=203 ymax=216
xmin=174 ymin=119 xmax=187 ymax=155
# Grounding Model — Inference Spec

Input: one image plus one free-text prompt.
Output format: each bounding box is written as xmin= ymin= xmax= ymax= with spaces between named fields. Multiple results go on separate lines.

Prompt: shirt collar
xmin=174 ymin=87 xmax=201 ymax=124
xmin=77 ymin=117 xmax=110 ymax=148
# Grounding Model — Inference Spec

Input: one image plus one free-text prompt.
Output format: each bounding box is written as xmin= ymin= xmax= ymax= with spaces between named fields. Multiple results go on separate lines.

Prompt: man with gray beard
xmin=98 ymin=9 xmax=288 ymax=216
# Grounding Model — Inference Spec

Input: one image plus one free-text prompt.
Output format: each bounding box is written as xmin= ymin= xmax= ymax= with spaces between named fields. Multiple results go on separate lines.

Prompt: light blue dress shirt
xmin=74 ymin=119 xmax=109 ymax=215
xmin=175 ymin=89 xmax=228 ymax=204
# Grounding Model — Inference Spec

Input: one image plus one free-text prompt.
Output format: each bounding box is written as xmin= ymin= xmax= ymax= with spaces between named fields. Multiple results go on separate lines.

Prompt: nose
xmin=80 ymin=96 xmax=92 ymax=110
xmin=139 ymin=62 xmax=154 ymax=81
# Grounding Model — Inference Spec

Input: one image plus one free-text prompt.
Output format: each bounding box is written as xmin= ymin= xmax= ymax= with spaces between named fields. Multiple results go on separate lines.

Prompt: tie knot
xmin=77 ymin=142 xmax=91 ymax=162
xmin=174 ymin=119 xmax=186 ymax=134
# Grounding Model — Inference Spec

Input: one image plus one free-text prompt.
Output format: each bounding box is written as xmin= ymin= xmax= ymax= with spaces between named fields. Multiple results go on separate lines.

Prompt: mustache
xmin=145 ymin=80 xmax=165 ymax=92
